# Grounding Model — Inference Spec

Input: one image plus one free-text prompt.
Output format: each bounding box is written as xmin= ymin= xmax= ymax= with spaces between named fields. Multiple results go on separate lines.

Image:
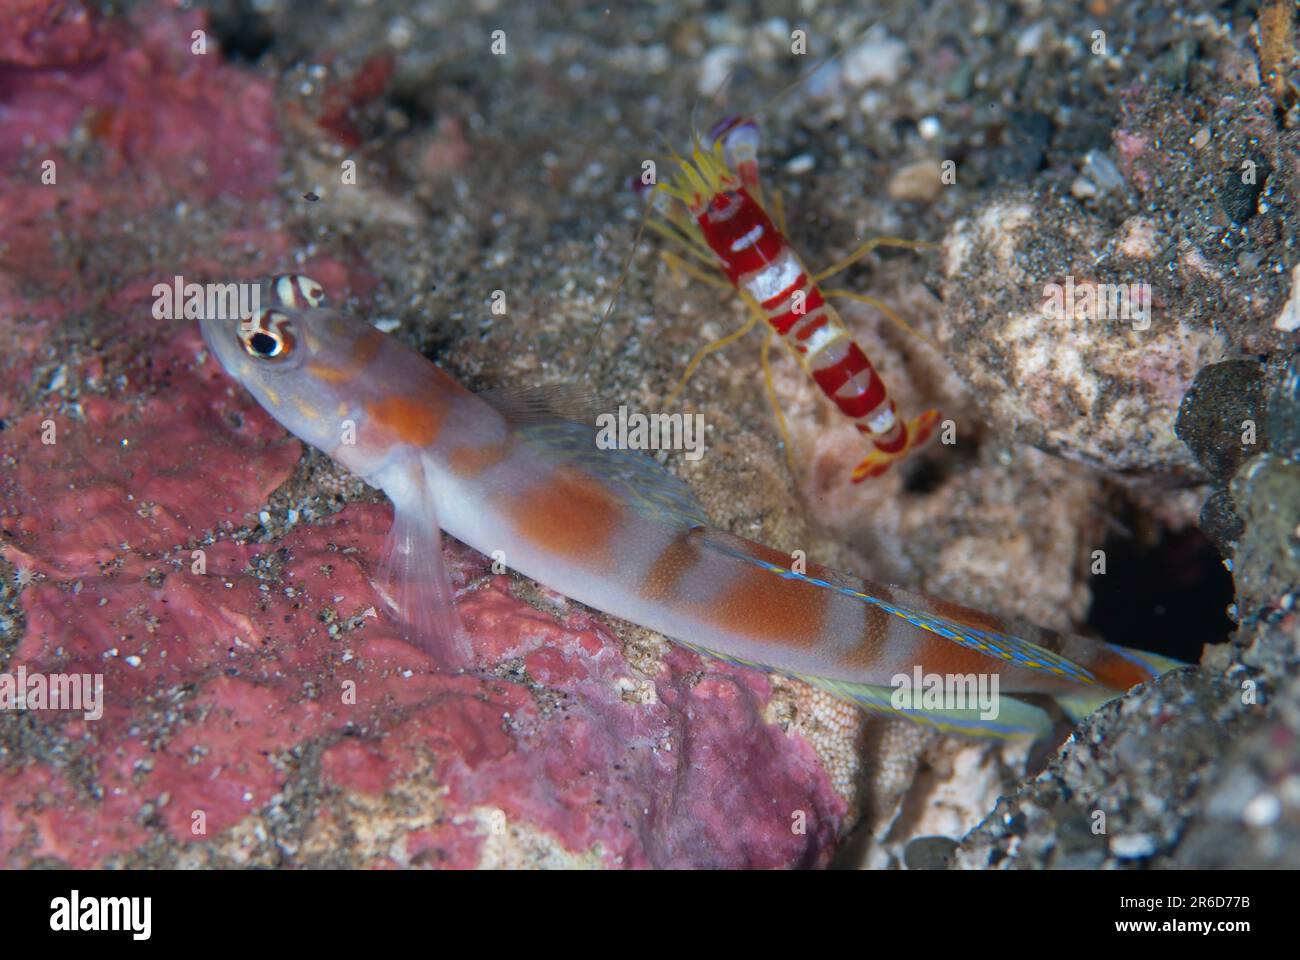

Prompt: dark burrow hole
xmin=900 ymin=454 xmax=945 ymax=495
xmin=900 ymin=433 xmax=980 ymax=495
xmin=1085 ymin=522 xmax=1234 ymax=664
xmin=387 ymin=87 xmax=437 ymax=130
xmin=210 ymin=1 xmax=276 ymax=64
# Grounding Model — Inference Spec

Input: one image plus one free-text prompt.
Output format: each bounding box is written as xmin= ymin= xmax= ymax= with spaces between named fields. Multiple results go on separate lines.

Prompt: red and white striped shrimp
xmin=649 ymin=119 xmax=940 ymax=482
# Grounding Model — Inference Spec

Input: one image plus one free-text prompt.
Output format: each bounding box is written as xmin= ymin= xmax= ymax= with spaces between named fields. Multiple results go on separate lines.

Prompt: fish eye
xmin=248 ymin=332 xmax=282 ymax=357
xmin=240 ymin=309 xmax=296 ymax=362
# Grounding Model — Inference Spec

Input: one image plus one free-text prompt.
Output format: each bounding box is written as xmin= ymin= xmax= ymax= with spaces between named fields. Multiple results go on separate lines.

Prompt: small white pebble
xmin=1016 ymin=23 xmax=1047 ymax=57
xmin=1071 ymin=176 xmax=1098 ymax=199
xmin=918 ymin=116 xmax=941 ymax=140
xmin=1274 ymin=264 xmax=1300 ymax=331
xmin=125 ymin=655 xmax=142 ymax=668
xmin=1083 ymin=150 xmax=1126 ymax=194
xmin=785 ymin=153 xmax=814 ymax=175
xmin=1280 ymin=775 xmax=1300 ymax=806
xmin=1111 ymin=833 xmax=1157 ymax=859
xmin=697 ymin=45 xmax=742 ymax=97
xmin=1244 ymin=792 xmax=1281 ymax=827
xmin=387 ymin=16 xmax=413 ymax=47
xmin=843 ymin=28 xmax=908 ymax=87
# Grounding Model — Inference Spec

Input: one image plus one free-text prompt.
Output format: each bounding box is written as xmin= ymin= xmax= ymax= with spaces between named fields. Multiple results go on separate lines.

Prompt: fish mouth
xmin=198 ymin=314 xmax=246 ymax=377
xmin=197 ymin=313 xmax=227 ymax=353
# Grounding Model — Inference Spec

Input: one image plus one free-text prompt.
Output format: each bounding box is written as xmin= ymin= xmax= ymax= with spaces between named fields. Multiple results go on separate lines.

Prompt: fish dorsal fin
xmin=502 ymin=411 xmax=711 ymax=531
xmin=695 ymin=527 xmax=1098 ymax=686
xmin=478 ymin=382 xmax=604 ymax=426
xmin=479 ymin=383 xmax=710 ymax=529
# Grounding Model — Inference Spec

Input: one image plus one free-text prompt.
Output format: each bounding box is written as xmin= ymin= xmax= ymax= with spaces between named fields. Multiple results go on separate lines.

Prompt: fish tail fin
xmin=1101 ymin=642 xmax=1188 ymax=678
xmin=1053 ymin=688 xmax=1123 ymax=725
xmin=1054 ymin=643 xmax=1188 ymax=723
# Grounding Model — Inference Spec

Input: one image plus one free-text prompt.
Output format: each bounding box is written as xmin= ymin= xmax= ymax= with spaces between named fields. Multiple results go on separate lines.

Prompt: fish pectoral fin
xmin=375 ymin=458 xmax=470 ymax=670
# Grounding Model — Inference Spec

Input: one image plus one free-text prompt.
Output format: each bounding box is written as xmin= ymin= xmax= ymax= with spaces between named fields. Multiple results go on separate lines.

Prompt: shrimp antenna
xmin=736 ymin=19 xmax=879 ymax=126
xmin=695 ymin=63 xmax=734 ymax=131
xmin=577 ymin=160 xmax=657 ymax=382
xmin=581 ymin=44 xmax=747 ymax=381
